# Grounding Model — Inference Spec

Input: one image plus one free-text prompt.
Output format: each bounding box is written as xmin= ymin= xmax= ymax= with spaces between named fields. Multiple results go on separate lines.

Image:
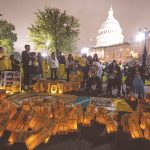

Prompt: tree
xmin=28 ymin=8 xmax=80 ymax=53
xmin=0 ymin=15 xmax=17 ymax=55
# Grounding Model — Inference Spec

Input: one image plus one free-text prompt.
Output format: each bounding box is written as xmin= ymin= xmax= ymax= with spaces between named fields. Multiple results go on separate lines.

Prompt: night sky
xmin=0 ymin=0 xmax=150 ymax=52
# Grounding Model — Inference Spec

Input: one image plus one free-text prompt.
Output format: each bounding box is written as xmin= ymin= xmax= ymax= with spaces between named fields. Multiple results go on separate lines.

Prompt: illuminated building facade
xmin=96 ymin=7 xmax=124 ymax=47
xmin=90 ymin=7 xmax=138 ymax=63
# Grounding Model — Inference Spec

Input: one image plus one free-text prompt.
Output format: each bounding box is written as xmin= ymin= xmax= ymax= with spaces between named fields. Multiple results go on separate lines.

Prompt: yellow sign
xmin=42 ymin=59 xmax=50 ymax=78
xmin=0 ymin=55 xmax=12 ymax=71
xmin=57 ymin=64 xmax=66 ymax=79
xmin=74 ymin=57 xmax=86 ymax=66
xmin=113 ymin=99 xmax=133 ymax=112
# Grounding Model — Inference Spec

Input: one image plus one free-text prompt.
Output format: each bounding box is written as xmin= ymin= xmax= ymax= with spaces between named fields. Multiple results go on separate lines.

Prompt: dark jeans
xmin=23 ymin=66 xmax=31 ymax=86
xmin=66 ymin=68 xmax=71 ymax=81
xmin=51 ymin=68 xmax=58 ymax=80
xmin=107 ymin=78 xmax=121 ymax=95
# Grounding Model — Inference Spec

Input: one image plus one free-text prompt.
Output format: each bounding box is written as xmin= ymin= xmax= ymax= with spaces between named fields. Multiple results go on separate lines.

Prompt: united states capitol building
xmin=90 ymin=7 xmax=139 ymax=63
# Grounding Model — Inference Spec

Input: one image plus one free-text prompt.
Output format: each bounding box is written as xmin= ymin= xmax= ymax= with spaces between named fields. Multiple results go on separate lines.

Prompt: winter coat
xmin=48 ymin=57 xmax=59 ymax=68
xmin=125 ymin=66 xmax=145 ymax=86
xmin=108 ymin=64 xmax=122 ymax=81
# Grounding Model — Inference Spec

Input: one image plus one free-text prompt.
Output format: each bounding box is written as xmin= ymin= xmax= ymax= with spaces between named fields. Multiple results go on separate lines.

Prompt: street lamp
xmin=136 ymin=28 xmax=150 ymax=67
xmin=81 ymin=47 xmax=89 ymax=55
xmin=41 ymin=52 xmax=48 ymax=58
xmin=136 ymin=31 xmax=145 ymax=42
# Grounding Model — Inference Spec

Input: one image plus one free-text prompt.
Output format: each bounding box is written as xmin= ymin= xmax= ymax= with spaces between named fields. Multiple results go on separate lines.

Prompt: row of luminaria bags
xmin=33 ymin=80 xmax=81 ymax=94
xmin=0 ymin=95 xmax=150 ymax=150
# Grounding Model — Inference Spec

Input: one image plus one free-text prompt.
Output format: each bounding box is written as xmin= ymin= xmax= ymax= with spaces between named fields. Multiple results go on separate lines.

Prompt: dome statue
xmin=96 ymin=7 xmax=124 ymax=47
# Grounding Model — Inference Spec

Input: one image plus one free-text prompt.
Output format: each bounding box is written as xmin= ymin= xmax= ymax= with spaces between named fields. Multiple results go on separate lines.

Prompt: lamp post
xmin=81 ymin=47 xmax=89 ymax=56
xmin=136 ymin=28 xmax=150 ymax=67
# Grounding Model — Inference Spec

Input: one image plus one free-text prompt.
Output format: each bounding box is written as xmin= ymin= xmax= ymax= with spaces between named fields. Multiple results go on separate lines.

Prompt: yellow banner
xmin=57 ymin=64 xmax=66 ymax=79
xmin=112 ymin=99 xmax=133 ymax=112
xmin=74 ymin=57 xmax=86 ymax=66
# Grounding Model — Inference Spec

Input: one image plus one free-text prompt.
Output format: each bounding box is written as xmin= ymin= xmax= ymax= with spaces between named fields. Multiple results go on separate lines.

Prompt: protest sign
xmin=90 ymin=97 xmax=133 ymax=112
xmin=90 ymin=97 xmax=115 ymax=111
xmin=0 ymin=71 xmax=21 ymax=93
xmin=74 ymin=57 xmax=86 ymax=66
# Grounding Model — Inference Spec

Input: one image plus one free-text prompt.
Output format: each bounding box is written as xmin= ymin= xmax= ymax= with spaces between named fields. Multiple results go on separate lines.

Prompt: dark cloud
xmin=0 ymin=0 xmax=150 ymax=52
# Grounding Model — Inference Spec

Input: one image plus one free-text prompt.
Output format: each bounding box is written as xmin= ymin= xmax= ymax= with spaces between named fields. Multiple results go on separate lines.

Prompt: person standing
xmin=126 ymin=60 xmax=145 ymax=99
xmin=86 ymin=61 xmax=103 ymax=93
xmin=107 ymin=60 xmax=122 ymax=97
xmin=22 ymin=45 xmax=32 ymax=90
xmin=92 ymin=53 xmax=100 ymax=63
xmin=84 ymin=56 xmax=93 ymax=87
xmin=49 ymin=52 xmax=59 ymax=80
xmin=66 ymin=54 xmax=75 ymax=81
xmin=31 ymin=52 xmax=38 ymax=78
xmin=57 ymin=51 xmax=66 ymax=65
xmin=37 ymin=52 xmax=43 ymax=77
xmin=85 ymin=56 xmax=93 ymax=77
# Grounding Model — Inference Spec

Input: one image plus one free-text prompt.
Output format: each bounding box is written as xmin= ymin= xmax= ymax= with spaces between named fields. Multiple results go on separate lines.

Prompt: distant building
xmin=90 ymin=7 xmax=138 ymax=63
xmin=96 ymin=7 xmax=124 ymax=47
xmin=90 ymin=42 xmax=137 ymax=63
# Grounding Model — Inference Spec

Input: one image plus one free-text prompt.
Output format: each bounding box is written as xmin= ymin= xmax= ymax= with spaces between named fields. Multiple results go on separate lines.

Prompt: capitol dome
xmin=96 ymin=7 xmax=124 ymax=47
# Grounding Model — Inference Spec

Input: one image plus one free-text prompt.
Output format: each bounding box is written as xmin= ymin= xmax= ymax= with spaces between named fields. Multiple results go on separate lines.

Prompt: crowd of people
xmin=0 ymin=45 xmax=149 ymax=99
